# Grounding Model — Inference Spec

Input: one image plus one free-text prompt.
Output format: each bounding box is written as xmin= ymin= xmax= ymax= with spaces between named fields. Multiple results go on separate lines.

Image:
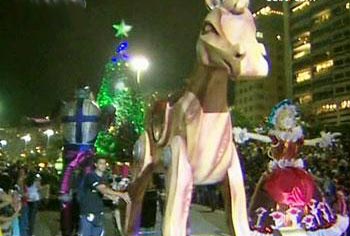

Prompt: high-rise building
xmin=233 ymin=6 xmax=286 ymax=125
xmin=285 ymin=0 xmax=350 ymax=126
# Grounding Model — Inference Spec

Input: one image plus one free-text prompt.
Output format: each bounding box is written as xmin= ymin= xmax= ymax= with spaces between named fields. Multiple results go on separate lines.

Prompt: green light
xmin=112 ymin=20 xmax=132 ymax=38
xmin=95 ymin=33 xmax=145 ymax=161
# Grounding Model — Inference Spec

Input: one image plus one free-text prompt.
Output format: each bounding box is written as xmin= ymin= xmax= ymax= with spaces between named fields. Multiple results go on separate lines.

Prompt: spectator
xmin=26 ymin=173 xmax=47 ymax=236
xmin=10 ymin=189 xmax=21 ymax=236
xmin=78 ymin=156 xmax=130 ymax=236
xmin=0 ymin=189 xmax=15 ymax=236
xmin=16 ymin=167 xmax=29 ymax=236
xmin=0 ymin=174 xmax=20 ymax=236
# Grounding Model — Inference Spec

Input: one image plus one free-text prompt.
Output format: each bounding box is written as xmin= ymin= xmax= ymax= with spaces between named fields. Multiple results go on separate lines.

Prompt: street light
xmin=130 ymin=55 xmax=149 ymax=84
xmin=21 ymin=134 xmax=31 ymax=149
xmin=0 ymin=140 xmax=7 ymax=148
xmin=43 ymin=129 xmax=54 ymax=147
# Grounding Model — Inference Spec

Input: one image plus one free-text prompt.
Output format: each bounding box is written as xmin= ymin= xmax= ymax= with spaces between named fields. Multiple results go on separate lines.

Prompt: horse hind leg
xmin=163 ymin=136 xmax=193 ymax=236
xmin=126 ymin=165 xmax=155 ymax=236
xmin=221 ymin=177 xmax=235 ymax=235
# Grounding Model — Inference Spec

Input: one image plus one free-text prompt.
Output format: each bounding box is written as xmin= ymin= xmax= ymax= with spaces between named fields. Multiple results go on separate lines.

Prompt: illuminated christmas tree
xmin=95 ymin=20 xmax=145 ymax=161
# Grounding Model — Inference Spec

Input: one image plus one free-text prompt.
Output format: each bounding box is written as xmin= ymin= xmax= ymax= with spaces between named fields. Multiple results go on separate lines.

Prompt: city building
xmin=285 ymin=0 xmax=350 ymax=126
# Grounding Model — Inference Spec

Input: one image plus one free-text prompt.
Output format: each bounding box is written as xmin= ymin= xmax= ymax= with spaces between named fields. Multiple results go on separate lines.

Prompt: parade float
xmin=128 ymin=0 xmax=269 ymax=235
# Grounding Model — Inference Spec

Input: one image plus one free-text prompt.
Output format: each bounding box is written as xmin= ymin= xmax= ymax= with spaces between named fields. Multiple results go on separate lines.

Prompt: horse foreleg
xmin=163 ymin=136 xmax=193 ymax=236
xmin=126 ymin=132 xmax=154 ymax=236
xmin=223 ymin=144 xmax=251 ymax=236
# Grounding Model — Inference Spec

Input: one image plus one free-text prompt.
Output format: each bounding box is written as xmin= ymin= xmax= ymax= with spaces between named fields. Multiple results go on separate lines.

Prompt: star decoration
xmin=112 ymin=20 xmax=132 ymax=38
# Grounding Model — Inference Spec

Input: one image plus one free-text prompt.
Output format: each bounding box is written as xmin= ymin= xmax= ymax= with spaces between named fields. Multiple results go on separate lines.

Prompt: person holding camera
xmin=0 ymin=173 xmax=20 ymax=236
xmin=78 ymin=156 xmax=130 ymax=236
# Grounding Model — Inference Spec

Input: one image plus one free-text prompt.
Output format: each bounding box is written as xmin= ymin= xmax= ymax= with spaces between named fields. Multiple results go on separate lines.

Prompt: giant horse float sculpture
xmin=127 ymin=0 xmax=269 ymax=236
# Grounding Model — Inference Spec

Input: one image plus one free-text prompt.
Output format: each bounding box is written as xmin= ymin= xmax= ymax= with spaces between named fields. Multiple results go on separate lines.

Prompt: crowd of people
xmin=1 ymin=139 xmax=349 ymax=235
xmin=0 ymin=156 xmax=131 ymax=236
xmin=240 ymin=141 xmax=350 ymax=208
xmin=0 ymin=164 xmax=51 ymax=236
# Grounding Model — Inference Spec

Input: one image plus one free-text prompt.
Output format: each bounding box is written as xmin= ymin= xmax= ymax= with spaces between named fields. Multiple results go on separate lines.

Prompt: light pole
xmin=43 ymin=129 xmax=54 ymax=147
xmin=20 ymin=134 xmax=31 ymax=150
xmin=131 ymin=55 xmax=149 ymax=85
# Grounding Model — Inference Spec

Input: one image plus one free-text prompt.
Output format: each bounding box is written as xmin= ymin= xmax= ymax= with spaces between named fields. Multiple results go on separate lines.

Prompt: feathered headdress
xmin=267 ymin=99 xmax=299 ymax=128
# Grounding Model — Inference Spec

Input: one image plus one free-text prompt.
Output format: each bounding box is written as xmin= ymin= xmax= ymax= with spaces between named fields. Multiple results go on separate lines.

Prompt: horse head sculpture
xmin=126 ymin=1 xmax=269 ymax=236
xmin=198 ymin=0 xmax=268 ymax=78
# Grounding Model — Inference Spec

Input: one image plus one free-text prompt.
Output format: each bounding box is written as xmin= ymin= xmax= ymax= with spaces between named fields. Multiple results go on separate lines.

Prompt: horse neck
xmin=187 ymin=64 xmax=229 ymax=113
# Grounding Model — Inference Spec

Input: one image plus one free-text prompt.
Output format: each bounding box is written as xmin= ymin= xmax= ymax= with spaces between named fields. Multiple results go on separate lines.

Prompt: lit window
xmin=300 ymin=32 xmax=310 ymax=41
xmin=315 ymin=60 xmax=333 ymax=73
xmin=291 ymin=2 xmax=310 ymax=13
xmin=298 ymin=94 xmax=312 ymax=104
xmin=296 ymin=68 xmax=312 ymax=83
xmin=318 ymin=103 xmax=337 ymax=114
xmin=294 ymin=51 xmax=307 ymax=59
xmin=293 ymin=43 xmax=311 ymax=59
xmin=256 ymin=31 xmax=264 ymax=38
xmin=255 ymin=6 xmax=283 ymax=16
xmin=314 ymin=10 xmax=331 ymax=24
xmin=261 ymin=6 xmax=271 ymax=15
xmin=340 ymin=100 xmax=350 ymax=109
xmin=293 ymin=32 xmax=310 ymax=59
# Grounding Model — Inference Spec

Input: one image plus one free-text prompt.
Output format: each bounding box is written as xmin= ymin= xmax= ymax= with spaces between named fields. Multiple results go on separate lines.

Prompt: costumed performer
xmin=233 ymin=99 xmax=349 ymax=236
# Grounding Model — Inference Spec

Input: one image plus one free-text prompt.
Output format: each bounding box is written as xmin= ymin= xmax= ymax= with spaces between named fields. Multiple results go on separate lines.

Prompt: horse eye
xmin=201 ymin=22 xmax=219 ymax=35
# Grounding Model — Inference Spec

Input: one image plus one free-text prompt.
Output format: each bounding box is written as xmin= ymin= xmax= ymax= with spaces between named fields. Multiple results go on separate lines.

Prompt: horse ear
xmin=205 ymin=0 xmax=249 ymax=12
xmin=205 ymin=0 xmax=223 ymax=10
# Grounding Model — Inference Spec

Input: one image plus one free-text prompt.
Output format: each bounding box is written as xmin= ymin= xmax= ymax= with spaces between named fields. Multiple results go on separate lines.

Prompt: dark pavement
xmin=34 ymin=204 xmax=230 ymax=236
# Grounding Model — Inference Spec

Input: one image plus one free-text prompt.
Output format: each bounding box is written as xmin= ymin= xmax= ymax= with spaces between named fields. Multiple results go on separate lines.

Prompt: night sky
xmin=0 ymin=0 xmax=266 ymax=125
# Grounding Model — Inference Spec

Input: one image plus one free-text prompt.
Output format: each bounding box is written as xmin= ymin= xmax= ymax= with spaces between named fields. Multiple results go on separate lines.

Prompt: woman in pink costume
xmin=234 ymin=100 xmax=349 ymax=236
